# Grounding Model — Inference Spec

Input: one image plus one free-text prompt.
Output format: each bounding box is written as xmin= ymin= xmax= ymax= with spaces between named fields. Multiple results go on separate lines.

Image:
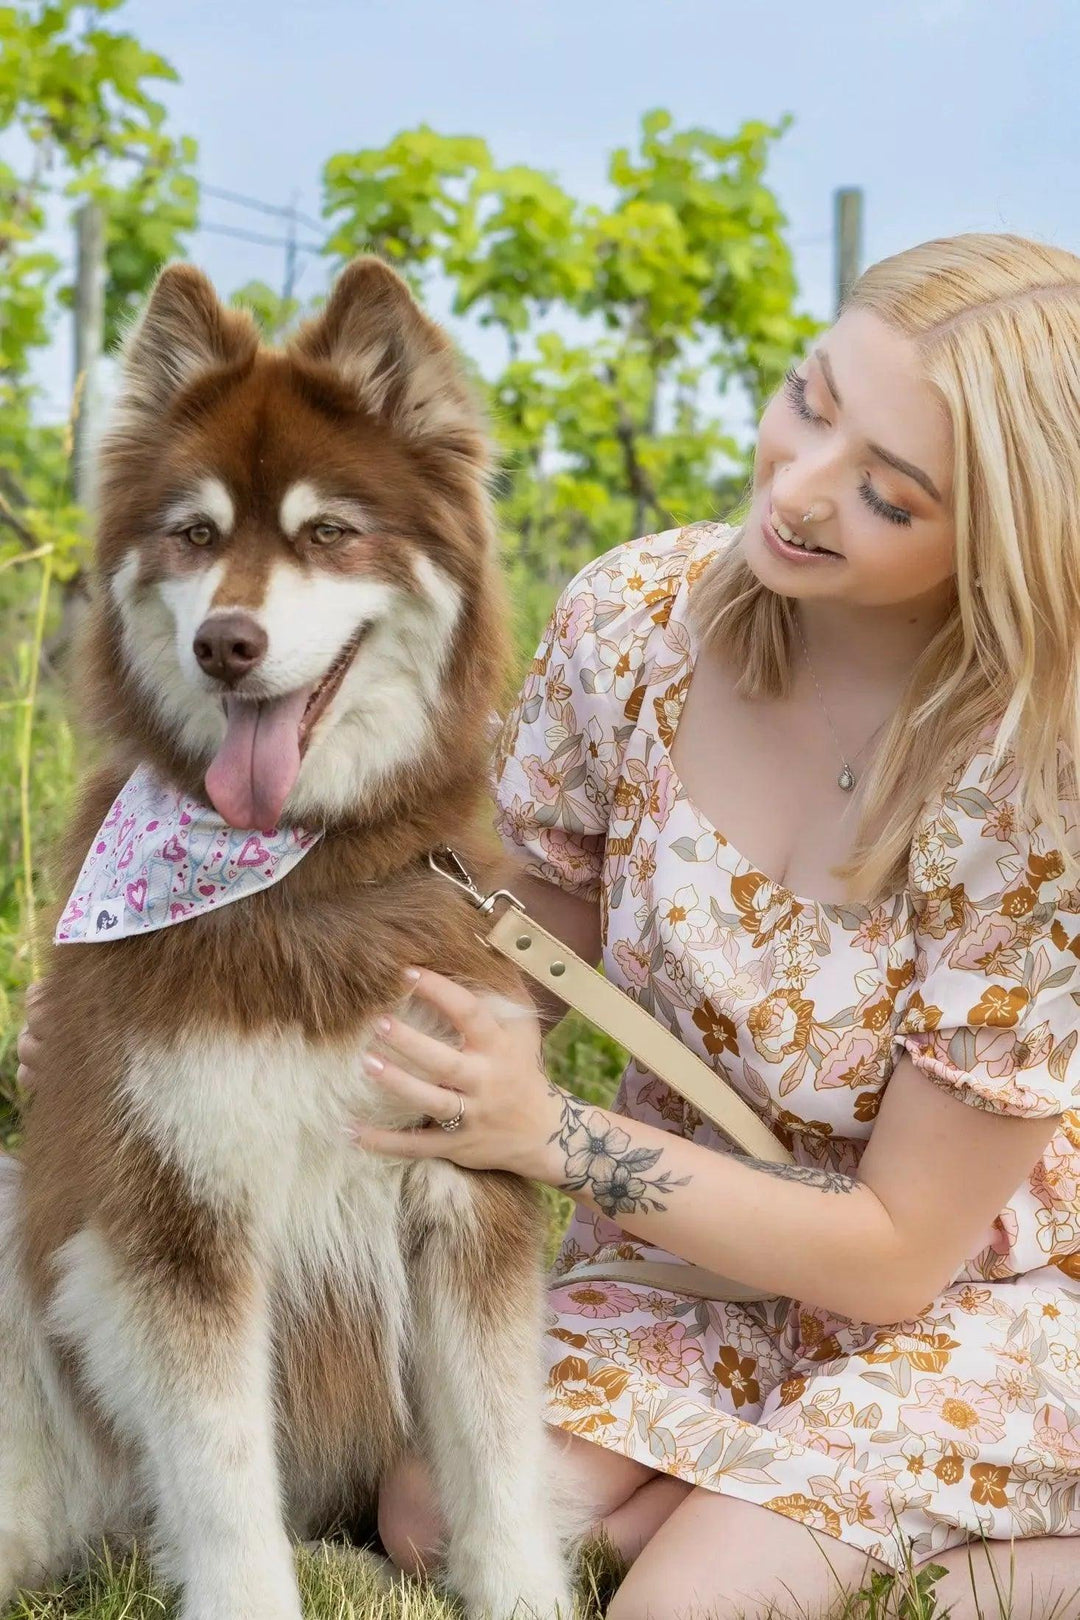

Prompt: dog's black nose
xmin=193 ymin=613 xmax=268 ymax=686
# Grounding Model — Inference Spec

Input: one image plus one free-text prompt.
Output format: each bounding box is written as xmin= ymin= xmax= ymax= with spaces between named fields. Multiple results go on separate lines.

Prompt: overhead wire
xmin=199 ymin=182 xmax=325 ymax=236
xmin=198 ymin=220 xmax=323 ymax=252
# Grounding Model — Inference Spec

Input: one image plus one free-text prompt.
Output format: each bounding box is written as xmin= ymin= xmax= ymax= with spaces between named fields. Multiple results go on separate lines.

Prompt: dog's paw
xmin=461 ymin=1567 xmax=576 ymax=1620
xmin=179 ymin=1569 xmax=303 ymax=1620
xmin=181 ymin=1597 xmax=302 ymax=1620
xmin=0 ymin=1527 xmax=50 ymax=1604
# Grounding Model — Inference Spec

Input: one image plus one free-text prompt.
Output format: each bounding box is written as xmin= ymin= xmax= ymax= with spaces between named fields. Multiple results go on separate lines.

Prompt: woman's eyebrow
xmin=814 ymin=348 xmax=943 ymax=505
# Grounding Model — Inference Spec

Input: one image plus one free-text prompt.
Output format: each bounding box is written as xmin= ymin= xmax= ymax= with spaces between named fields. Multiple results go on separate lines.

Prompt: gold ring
xmin=438 ymin=1091 xmax=466 ymax=1132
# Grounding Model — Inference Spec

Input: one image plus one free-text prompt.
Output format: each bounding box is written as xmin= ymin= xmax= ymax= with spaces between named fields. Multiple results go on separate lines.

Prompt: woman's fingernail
xmin=365 ymin=1053 xmax=384 ymax=1074
xmin=376 ymin=1016 xmax=392 ymax=1035
xmin=403 ymin=967 xmax=421 ymax=983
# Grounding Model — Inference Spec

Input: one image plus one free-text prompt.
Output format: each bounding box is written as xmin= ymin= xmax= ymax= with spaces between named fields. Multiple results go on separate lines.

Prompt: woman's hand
xmin=15 ymin=981 xmax=46 ymax=1092
xmin=351 ymin=967 xmax=565 ymax=1177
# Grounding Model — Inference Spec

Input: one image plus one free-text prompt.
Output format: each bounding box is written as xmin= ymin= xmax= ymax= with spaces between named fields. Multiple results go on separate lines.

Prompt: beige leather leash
xmin=429 ymin=847 xmax=791 ymax=1302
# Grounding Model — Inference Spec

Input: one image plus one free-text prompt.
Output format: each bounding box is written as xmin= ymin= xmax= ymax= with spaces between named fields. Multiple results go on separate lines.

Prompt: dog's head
xmin=89 ymin=257 xmax=508 ymax=831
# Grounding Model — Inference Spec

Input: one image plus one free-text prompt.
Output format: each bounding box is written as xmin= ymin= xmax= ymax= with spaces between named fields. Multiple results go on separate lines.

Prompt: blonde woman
xmin=19 ymin=233 xmax=1080 ymax=1616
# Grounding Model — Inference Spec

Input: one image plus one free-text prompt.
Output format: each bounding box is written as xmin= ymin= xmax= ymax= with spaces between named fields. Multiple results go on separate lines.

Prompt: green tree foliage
xmin=0 ymin=0 xmax=197 ymax=554
xmin=324 ymin=112 xmax=816 ymax=643
xmin=0 ymin=0 xmax=198 ymax=1122
xmin=228 ymin=279 xmax=303 ymax=343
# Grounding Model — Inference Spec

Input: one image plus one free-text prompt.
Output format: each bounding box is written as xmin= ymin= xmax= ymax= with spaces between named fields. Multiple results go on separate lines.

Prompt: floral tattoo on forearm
xmin=547 ymin=1088 xmax=690 ymax=1216
xmin=747 ymin=1160 xmax=857 ymax=1194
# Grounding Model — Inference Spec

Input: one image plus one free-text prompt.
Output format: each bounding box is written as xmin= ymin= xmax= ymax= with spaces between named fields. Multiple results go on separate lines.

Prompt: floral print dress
xmin=491 ymin=522 xmax=1080 ymax=1571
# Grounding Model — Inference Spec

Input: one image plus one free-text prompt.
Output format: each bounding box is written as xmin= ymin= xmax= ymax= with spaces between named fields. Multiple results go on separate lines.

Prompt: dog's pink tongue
xmin=205 ymin=691 xmax=312 ymax=830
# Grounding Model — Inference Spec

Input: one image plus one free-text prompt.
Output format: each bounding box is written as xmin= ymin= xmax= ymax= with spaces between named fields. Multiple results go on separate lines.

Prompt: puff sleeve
xmin=897 ymin=743 xmax=1080 ymax=1118
xmin=488 ymin=533 xmax=678 ymax=902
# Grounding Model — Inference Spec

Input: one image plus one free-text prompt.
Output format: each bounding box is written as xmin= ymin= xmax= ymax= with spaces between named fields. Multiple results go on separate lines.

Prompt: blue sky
xmin=28 ymin=0 xmax=1080 ymax=420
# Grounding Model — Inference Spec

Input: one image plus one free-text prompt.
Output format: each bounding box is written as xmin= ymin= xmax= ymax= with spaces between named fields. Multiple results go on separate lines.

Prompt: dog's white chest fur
xmin=115 ymin=994 xmax=500 ymax=1244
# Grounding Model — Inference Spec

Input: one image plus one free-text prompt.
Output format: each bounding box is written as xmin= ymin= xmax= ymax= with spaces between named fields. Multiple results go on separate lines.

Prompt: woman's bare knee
xmin=378 ymin=1454 xmax=443 ymax=1576
xmin=548 ymin=1427 xmax=656 ymax=1522
xmin=606 ymin=1491 xmax=884 ymax=1620
xmin=602 ymin=1473 xmax=693 ymax=1564
xmin=378 ymin=1432 xmax=651 ymax=1577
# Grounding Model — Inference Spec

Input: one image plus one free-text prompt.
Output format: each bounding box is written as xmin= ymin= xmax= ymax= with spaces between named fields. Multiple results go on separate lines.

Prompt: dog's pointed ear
xmin=289 ymin=256 xmax=486 ymax=455
xmin=113 ymin=263 xmax=259 ymax=424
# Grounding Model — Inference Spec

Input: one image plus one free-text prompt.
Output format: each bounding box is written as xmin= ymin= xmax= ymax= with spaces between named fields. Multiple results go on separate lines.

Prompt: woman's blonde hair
xmin=690 ymin=231 xmax=1080 ymax=902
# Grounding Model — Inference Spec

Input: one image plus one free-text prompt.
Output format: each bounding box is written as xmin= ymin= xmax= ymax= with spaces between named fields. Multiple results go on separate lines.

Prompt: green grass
xmin=7 ymin=1537 xmax=1073 ymax=1619
xmin=0 ymin=548 xmax=76 ymax=1150
xmin=2 ymin=1538 xmax=629 ymax=1620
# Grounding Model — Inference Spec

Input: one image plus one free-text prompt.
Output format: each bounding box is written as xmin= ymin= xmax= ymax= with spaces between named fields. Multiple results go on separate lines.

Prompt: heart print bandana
xmin=55 ymin=763 xmax=323 ymax=945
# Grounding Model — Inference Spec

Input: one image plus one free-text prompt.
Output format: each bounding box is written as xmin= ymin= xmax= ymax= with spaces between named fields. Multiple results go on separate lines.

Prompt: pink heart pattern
xmin=54 ymin=763 xmax=322 ymax=945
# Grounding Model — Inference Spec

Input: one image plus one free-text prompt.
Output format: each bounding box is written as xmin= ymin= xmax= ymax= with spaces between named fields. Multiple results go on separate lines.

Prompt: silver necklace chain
xmin=793 ymin=618 xmax=889 ymax=793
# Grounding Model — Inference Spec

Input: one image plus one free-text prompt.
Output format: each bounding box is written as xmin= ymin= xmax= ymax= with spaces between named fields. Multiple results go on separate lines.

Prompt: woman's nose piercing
xmin=802 ymin=504 xmax=819 ymax=524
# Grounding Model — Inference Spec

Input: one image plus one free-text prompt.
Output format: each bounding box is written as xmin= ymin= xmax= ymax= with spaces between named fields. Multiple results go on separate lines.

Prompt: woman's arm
xmin=14 ymin=981 xmax=45 ymax=1093
xmin=496 ymin=861 xmax=603 ymax=1031
xmin=541 ymin=1054 xmax=1056 ymax=1322
xmin=356 ymin=970 xmax=1058 ymax=1326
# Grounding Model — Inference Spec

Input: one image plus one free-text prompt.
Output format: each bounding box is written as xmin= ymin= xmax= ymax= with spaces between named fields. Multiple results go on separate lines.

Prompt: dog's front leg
xmin=409 ymin=1165 xmax=575 ymax=1620
xmin=0 ymin=1157 xmax=132 ymax=1601
xmin=48 ymin=1191 xmax=300 ymax=1620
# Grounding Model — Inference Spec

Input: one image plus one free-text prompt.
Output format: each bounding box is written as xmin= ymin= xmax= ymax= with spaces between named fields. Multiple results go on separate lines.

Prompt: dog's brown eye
xmin=183 ymin=523 xmax=215 ymax=548
xmin=312 ymin=522 xmax=345 ymax=545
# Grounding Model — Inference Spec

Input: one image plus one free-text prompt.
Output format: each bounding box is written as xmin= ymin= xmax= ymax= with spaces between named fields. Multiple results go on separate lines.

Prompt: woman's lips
xmin=760 ymin=513 xmax=843 ymax=565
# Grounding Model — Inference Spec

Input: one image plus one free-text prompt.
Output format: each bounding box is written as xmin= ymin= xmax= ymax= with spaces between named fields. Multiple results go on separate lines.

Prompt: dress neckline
xmin=641 ymin=530 xmax=871 ymax=917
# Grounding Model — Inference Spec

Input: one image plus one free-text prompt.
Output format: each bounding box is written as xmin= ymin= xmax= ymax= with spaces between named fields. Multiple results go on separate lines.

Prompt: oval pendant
xmin=838 ymin=766 xmax=855 ymax=792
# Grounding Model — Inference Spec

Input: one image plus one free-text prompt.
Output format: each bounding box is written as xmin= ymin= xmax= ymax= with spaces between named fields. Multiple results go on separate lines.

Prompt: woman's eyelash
xmin=783 ymin=368 xmax=913 ymax=529
xmin=859 ymin=480 xmax=912 ymax=528
xmin=783 ymin=368 xmax=821 ymax=423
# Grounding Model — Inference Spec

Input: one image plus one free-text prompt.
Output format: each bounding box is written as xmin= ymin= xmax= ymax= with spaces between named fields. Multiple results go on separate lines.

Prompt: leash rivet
xmin=515 ymin=934 xmax=532 ymax=950
xmin=549 ymin=960 xmax=566 ymax=977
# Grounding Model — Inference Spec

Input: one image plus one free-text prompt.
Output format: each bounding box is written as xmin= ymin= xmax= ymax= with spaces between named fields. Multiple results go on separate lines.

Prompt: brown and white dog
xmin=0 ymin=259 xmax=575 ymax=1619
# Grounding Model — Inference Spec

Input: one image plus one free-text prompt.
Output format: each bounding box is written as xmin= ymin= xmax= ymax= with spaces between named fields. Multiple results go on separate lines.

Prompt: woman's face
xmin=744 ymin=308 xmax=956 ymax=610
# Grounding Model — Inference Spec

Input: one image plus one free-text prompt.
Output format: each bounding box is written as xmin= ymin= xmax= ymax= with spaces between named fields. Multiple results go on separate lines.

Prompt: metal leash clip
xmin=427 ymin=845 xmax=523 ymax=920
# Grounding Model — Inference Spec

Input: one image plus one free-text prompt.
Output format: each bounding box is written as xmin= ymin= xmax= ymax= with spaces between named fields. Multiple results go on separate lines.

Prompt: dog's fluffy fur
xmin=0 ymin=259 xmax=575 ymax=1619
